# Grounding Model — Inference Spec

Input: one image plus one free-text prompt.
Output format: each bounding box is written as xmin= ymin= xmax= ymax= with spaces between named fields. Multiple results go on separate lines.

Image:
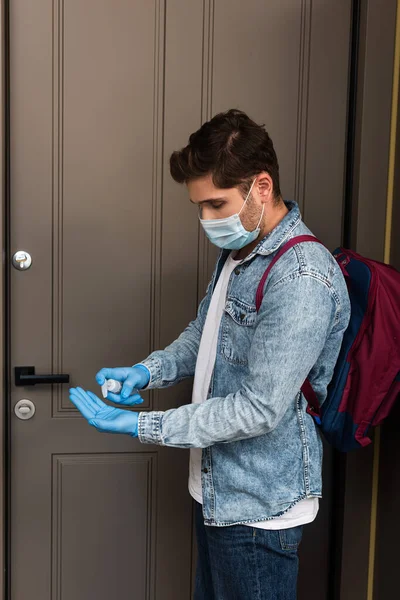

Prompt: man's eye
xmin=211 ymin=203 xmax=224 ymax=209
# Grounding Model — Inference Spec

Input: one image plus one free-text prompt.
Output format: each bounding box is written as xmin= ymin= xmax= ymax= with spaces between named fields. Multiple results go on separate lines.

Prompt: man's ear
xmin=256 ymin=172 xmax=274 ymax=201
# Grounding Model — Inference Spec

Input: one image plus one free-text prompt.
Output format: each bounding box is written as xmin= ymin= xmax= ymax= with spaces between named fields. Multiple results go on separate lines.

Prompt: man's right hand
xmin=95 ymin=365 xmax=150 ymax=406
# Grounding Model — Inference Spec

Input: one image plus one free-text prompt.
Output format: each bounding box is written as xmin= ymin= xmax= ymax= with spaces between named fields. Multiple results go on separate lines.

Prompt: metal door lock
xmin=14 ymin=399 xmax=36 ymax=420
xmin=12 ymin=251 xmax=32 ymax=271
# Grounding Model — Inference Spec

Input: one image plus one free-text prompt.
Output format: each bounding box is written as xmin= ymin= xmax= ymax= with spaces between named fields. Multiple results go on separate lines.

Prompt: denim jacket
xmin=137 ymin=201 xmax=351 ymax=526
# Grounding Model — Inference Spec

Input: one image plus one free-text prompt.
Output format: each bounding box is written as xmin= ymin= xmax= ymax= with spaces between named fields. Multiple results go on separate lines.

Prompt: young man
xmin=70 ymin=109 xmax=351 ymax=599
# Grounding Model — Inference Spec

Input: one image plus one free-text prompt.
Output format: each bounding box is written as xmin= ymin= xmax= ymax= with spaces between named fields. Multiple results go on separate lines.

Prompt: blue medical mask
xmin=199 ymin=178 xmax=264 ymax=250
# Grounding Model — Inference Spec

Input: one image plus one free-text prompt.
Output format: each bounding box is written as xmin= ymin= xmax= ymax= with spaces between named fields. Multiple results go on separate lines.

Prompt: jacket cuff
xmin=137 ymin=411 xmax=165 ymax=445
xmin=135 ymin=356 xmax=162 ymax=389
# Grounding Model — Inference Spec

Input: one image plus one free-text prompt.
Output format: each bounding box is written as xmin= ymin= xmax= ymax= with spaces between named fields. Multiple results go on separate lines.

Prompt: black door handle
xmin=15 ymin=366 xmax=70 ymax=386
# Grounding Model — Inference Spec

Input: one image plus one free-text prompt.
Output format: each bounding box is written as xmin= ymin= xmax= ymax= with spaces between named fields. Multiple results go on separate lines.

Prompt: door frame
xmin=0 ymin=1 xmax=398 ymax=599
xmin=0 ymin=0 xmax=6 ymax=598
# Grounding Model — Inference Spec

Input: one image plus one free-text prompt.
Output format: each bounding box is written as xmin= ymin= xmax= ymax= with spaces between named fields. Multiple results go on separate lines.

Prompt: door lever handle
xmin=15 ymin=366 xmax=70 ymax=386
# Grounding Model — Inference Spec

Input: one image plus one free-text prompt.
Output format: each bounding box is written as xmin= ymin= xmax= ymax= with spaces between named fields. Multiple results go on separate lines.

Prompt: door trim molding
xmin=0 ymin=1 xmax=6 ymax=598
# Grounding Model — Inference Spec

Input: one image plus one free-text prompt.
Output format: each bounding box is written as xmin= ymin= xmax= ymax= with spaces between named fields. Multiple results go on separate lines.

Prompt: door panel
xmin=10 ymin=1 xmax=194 ymax=599
xmin=9 ymin=1 xmax=351 ymax=599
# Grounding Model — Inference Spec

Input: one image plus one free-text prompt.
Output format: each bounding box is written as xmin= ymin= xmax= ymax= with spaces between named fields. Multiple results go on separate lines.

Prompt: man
xmin=70 ymin=109 xmax=351 ymax=599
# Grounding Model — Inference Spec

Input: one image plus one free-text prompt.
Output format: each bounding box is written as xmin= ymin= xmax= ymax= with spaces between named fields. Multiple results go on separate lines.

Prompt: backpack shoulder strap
xmin=255 ymin=235 xmax=324 ymax=311
xmin=255 ymin=234 xmax=325 ymax=419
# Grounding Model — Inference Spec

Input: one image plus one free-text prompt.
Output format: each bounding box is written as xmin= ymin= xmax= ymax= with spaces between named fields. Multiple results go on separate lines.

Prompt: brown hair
xmin=170 ymin=109 xmax=281 ymax=198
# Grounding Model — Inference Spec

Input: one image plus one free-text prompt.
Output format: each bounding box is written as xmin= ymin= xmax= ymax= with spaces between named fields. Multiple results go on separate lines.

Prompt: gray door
xmin=8 ymin=1 xmax=351 ymax=598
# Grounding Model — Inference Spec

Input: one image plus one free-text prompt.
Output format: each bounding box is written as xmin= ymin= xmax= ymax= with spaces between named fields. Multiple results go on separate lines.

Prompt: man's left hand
xmin=69 ymin=387 xmax=139 ymax=437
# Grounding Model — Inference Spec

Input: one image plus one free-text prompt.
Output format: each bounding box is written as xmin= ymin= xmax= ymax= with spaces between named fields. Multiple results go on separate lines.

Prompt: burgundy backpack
xmin=255 ymin=235 xmax=400 ymax=452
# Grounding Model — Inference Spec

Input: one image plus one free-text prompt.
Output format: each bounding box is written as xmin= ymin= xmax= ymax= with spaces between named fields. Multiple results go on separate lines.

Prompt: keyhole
xmin=12 ymin=251 xmax=32 ymax=271
xmin=17 ymin=254 xmax=27 ymax=268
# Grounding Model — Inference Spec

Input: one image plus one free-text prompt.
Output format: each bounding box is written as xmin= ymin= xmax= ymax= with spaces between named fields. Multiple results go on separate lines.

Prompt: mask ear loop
xmin=255 ymin=202 xmax=265 ymax=230
xmin=238 ymin=177 xmax=257 ymax=216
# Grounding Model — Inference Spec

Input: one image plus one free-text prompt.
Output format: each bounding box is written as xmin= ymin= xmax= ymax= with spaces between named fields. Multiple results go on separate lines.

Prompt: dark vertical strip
xmin=329 ymin=2 xmax=361 ymax=599
xmin=343 ymin=0 xmax=361 ymax=249
xmin=329 ymin=450 xmax=347 ymax=600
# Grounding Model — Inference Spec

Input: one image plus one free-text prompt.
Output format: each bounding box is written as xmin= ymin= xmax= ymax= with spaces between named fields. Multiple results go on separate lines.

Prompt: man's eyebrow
xmin=189 ymin=197 xmax=227 ymax=204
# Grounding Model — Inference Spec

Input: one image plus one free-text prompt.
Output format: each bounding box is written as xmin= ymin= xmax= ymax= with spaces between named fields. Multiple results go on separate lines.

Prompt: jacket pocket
xmin=221 ymin=297 xmax=256 ymax=365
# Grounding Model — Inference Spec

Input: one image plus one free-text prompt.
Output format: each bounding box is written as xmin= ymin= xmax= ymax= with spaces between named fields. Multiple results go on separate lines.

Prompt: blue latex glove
xmin=69 ymin=387 xmax=139 ymax=437
xmin=95 ymin=364 xmax=150 ymax=406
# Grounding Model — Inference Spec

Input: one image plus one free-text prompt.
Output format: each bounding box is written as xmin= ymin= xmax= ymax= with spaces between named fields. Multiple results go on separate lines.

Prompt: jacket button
xmin=234 ymin=268 xmax=240 ymax=275
xmin=202 ymin=468 xmax=208 ymax=473
xmin=240 ymin=313 xmax=245 ymax=320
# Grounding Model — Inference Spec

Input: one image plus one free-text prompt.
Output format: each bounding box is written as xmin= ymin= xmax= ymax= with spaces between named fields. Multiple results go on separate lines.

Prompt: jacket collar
xmin=246 ymin=200 xmax=302 ymax=259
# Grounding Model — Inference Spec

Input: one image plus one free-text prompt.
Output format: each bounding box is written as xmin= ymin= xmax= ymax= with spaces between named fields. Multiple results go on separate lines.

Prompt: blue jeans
xmin=193 ymin=501 xmax=303 ymax=600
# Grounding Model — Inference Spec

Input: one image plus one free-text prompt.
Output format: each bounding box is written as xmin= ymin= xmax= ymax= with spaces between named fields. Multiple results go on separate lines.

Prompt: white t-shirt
xmin=188 ymin=252 xmax=319 ymax=529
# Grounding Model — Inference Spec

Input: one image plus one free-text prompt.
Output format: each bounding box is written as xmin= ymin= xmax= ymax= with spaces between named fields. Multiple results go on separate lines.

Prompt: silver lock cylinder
xmin=14 ymin=399 xmax=36 ymax=420
xmin=12 ymin=251 xmax=32 ymax=271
